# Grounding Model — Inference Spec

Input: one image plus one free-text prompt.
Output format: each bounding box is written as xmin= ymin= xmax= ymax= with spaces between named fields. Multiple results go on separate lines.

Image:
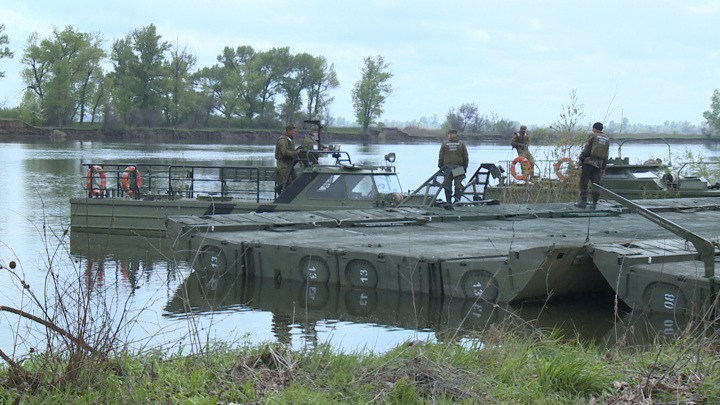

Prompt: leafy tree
xmin=279 ymin=52 xmax=314 ymax=124
xmin=483 ymin=112 xmax=516 ymax=135
xmin=20 ymin=32 xmax=50 ymax=106
xmin=445 ymin=102 xmax=487 ymax=133
xmin=0 ymin=23 xmax=13 ymax=78
xmin=193 ymin=45 xmax=339 ymax=128
xmin=319 ymin=104 xmax=335 ymax=127
xmin=216 ymin=45 xmax=259 ymax=121
xmin=277 ymin=53 xmax=339 ymax=126
xmin=445 ymin=108 xmax=463 ymax=132
xmin=194 ymin=64 xmax=244 ymax=126
xmin=250 ymin=47 xmax=291 ymax=127
xmin=87 ymin=66 xmax=106 ymax=124
xmin=6 ymin=90 xmax=43 ymax=124
xmin=195 ymin=45 xmax=255 ymax=126
xmin=107 ymin=37 xmax=134 ymax=123
xmin=209 ymin=45 xmax=334 ymax=128
xmin=305 ymin=56 xmax=338 ymax=121
xmin=702 ymin=89 xmax=720 ymax=135
xmin=679 ymin=120 xmax=698 ymax=133
xmin=492 ymin=118 xmax=516 ymax=136
xmin=352 ymin=55 xmax=392 ymax=134
xmin=131 ymin=24 xmax=171 ymax=124
xmin=164 ymin=42 xmax=197 ymax=126
xmin=75 ymin=32 xmax=106 ymax=124
xmin=457 ymin=103 xmax=479 ymax=131
xmin=108 ymin=24 xmax=170 ymax=126
xmin=20 ymin=26 xmax=106 ymax=126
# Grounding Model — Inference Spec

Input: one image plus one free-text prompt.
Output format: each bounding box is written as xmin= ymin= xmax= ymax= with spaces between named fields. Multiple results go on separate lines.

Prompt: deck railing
xmin=82 ymin=163 xmax=278 ymax=202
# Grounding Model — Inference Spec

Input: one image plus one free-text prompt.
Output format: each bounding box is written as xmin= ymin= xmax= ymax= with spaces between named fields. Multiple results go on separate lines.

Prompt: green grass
xmin=2 ymin=327 xmax=718 ymax=404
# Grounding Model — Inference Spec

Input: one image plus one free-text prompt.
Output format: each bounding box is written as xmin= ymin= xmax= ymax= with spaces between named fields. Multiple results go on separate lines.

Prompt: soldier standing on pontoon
xmin=510 ymin=125 xmax=535 ymax=178
xmin=575 ymin=122 xmax=610 ymax=209
xmin=438 ymin=129 xmax=469 ymax=203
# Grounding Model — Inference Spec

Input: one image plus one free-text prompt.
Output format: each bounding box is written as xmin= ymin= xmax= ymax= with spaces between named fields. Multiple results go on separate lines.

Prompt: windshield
xmin=305 ymin=174 xmax=346 ymax=199
xmin=305 ymin=173 xmax=403 ymax=200
xmin=345 ymin=175 xmax=377 ymax=200
xmin=374 ymin=174 xmax=403 ymax=194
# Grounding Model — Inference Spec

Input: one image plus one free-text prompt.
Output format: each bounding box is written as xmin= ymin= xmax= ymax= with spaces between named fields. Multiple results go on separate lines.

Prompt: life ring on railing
xmin=553 ymin=157 xmax=573 ymax=180
xmin=121 ymin=166 xmax=141 ymax=196
xmin=85 ymin=165 xmax=106 ymax=196
xmin=509 ymin=156 xmax=531 ymax=180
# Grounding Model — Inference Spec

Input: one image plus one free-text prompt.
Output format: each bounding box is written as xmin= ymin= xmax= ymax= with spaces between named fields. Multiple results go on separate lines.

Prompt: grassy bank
xmin=1 ymin=324 xmax=718 ymax=404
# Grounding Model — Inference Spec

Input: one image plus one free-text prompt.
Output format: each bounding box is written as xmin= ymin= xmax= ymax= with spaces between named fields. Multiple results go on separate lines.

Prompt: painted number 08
xmin=663 ymin=293 xmax=675 ymax=310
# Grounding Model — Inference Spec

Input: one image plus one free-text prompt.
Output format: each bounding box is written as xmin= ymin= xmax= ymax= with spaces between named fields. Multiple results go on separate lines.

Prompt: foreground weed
xmin=535 ymin=343 xmax=612 ymax=396
xmin=2 ymin=322 xmax=719 ymax=403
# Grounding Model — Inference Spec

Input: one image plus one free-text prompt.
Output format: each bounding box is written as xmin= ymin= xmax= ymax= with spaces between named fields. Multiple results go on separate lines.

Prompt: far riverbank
xmin=0 ymin=118 xmax=715 ymax=145
xmin=0 ymin=119 xmax=457 ymax=144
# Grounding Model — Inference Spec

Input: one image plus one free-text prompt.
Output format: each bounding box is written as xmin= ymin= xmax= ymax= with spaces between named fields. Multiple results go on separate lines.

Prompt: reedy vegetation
xmin=2 ymin=316 xmax=719 ymax=403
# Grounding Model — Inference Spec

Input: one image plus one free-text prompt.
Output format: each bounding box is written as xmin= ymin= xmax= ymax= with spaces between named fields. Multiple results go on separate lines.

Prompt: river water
xmin=0 ymin=138 xmax=718 ymax=356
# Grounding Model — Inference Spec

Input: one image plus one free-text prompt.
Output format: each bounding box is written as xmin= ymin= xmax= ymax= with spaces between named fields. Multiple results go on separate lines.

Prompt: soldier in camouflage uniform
xmin=438 ymin=129 xmax=469 ymax=203
xmin=298 ymin=126 xmax=326 ymax=166
xmin=275 ymin=124 xmax=299 ymax=193
xmin=575 ymin=122 xmax=610 ymax=209
xmin=510 ymin=125 xmax=535 ymax=178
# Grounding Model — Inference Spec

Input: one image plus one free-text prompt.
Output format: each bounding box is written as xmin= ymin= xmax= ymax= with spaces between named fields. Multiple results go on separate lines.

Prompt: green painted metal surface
xmin=167 ymin=198 xmax=720 ymax=316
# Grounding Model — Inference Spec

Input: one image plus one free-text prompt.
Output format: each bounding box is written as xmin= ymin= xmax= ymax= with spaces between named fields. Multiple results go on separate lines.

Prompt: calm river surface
xmin=0 ymin=138 xmax=718 ymax=355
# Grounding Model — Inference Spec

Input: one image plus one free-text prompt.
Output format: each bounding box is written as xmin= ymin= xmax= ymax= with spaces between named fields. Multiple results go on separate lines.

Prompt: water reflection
xmin=70 ymin=231 xmax=186 ymax=300
xmin=68 ymin=223 xmax=701 ymax=352
xmin=165 ymin=264 xmax=691 ymax=348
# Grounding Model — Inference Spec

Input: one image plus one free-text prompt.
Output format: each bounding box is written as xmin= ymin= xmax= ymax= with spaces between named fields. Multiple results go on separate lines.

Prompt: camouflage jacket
xmin=511 ymin=132 xmax=529 ymax=150
xmin=579 ymin=131 xmax=610 ymax=169
xmin=438 ymin=135 xmax=469 ymax=169
xmin=275 ymin=133 xmax=297 ymax=169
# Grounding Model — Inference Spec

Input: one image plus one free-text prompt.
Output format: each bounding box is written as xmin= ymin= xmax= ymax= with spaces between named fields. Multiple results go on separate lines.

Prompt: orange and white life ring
xmin=85 ymin=165 xmax=106 ymax=196
xmin=553 ymin=157 xmax=573 ymax=180
xmin=509 ymin=156 xmax=531 ymax=180
xmin=121 ymin=166 xmax=141 ymax=196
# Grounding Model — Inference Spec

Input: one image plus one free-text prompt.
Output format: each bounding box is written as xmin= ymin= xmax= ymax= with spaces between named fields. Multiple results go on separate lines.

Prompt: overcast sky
xmin=1 ymin=0 xmax=719 ymax=127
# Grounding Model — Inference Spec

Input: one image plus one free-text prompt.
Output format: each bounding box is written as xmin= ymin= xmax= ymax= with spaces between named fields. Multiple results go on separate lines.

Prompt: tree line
xmin=0 ymin=24 xmax=395 ymax=133
xmin=0 ymin=23 xmax=716 ymax=137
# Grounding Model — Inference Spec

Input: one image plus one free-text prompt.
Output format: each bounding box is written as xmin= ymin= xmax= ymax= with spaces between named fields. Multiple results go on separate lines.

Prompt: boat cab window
xmin=631 ymin=171 xmax=659 ymax=179
xmin=306 ymin=174 xmax=347 ymax=199
xmin=374 ymin=175 xmax=403 ymax=194
xmin=345 ymin=175 xmax=377 ymax=200
xmin=601 ymin=168 xmax=629 ymax=179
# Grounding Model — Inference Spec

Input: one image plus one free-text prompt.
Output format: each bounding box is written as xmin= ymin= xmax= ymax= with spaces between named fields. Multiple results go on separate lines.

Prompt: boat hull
xmin=70 ymin=196 xmax=397 ymax=236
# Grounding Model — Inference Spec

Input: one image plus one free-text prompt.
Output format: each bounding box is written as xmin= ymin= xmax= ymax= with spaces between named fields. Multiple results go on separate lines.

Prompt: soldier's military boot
xmin=574 ymin=199 xmax=587 ymax=209
xmin=454 ymin=191 xmax=464 ymax=203
xmin=590 ymin=197 xmax=598 ymax=210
